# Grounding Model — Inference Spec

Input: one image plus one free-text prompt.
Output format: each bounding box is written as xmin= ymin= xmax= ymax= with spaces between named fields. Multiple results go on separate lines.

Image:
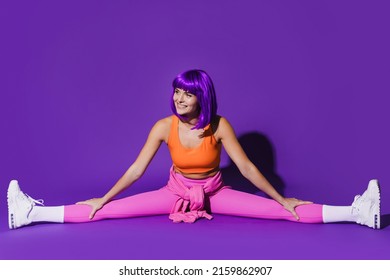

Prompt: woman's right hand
xmin=76 ymin=197 xmax=107 ymax=220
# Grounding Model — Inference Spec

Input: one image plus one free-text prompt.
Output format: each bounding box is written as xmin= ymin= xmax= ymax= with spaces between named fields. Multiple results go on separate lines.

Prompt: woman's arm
xmin=217 ymin=117 xmax=312 ymax=220
xmin=77 ymin=117 xmax=170 ymax=219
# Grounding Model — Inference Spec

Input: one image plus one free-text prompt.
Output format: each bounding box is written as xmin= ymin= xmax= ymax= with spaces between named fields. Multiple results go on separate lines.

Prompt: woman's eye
xmin=186 ymin=94 xmax=192 ymax=98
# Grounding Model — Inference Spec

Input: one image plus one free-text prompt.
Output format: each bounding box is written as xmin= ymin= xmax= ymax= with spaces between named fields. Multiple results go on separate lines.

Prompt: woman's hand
xmin=76 ymin=197 xmax=107 ymax=220
xmin=280 ymin=197 xmax=313 ymax=220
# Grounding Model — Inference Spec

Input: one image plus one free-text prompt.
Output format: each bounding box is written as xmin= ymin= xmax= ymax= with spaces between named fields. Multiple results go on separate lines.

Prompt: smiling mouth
xmin=176 ymin=103 xmax=187 ymax=109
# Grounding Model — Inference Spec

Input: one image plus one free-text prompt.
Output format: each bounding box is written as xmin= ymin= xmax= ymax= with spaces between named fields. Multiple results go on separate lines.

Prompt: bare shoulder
xmin=219 ymin=116 xmax=231 ymax=126
xmin=219 ymin=116 xmax=235 ymax=131
xmin=214 ymin=116 xmax=235 ymax=141
xmin=151 ymin=116 xmax=172 ymax=143
xmin=155 ymin=116 xmax=172 ymax=128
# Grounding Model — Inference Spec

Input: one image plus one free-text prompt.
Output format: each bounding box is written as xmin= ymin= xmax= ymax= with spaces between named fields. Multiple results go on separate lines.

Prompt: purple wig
xmin=170 ymin=69 xmax=218 ymax=129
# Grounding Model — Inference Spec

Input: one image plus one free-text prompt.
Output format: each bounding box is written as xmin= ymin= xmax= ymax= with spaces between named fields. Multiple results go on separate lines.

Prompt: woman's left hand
xmin=281 ymin=198 xmax=313 ymax=220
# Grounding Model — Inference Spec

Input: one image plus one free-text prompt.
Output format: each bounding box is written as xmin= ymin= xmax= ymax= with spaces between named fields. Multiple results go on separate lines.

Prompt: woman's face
xmin=173 ymin=88 xmax=199 ymax=118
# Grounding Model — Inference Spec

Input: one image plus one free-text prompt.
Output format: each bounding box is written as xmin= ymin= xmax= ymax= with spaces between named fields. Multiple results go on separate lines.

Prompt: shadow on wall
xmin=221 ymin=132 xmax=285 ymax=197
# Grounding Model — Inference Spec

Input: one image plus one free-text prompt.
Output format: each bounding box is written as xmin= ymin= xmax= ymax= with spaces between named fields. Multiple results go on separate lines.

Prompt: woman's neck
xmin=180 ymin=117 xmax=204 ymax=131
xmin=180 ymin=114 xmax=198 ymax=127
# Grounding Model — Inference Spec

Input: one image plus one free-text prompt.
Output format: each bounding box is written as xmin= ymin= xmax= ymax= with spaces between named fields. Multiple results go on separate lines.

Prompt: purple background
xmin=1 ymin=1 xmax=389 ymax=259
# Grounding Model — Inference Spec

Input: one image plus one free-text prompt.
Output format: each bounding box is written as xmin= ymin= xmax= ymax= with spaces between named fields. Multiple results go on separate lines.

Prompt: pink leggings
xmin=64 ymin=187 xmax=324 ymax=223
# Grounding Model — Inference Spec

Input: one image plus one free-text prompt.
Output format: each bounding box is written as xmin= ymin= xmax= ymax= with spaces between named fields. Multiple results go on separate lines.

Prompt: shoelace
xmin=351 ymin=194 xmax=371 ymax=217
xmin=352 ymin=194 xmax=374 ymax=222
xmin=352 ymin=195 xmax=362 ymax=212
xmin=18 ymin=192 xmax=44 ymax=206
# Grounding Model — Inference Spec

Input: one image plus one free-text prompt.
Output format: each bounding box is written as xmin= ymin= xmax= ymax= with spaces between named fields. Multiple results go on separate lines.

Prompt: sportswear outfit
xmin=65 ymin=115 xmax=324 ymax=224
xmin=7 ymin=115 xmax=381 ymax=229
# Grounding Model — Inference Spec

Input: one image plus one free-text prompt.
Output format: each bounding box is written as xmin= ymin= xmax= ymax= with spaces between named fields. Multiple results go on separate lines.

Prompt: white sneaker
xmin=7 ymin=180 xmax=44 ymax=229
xmin=351 ymin=179 xmax=381 ymax=229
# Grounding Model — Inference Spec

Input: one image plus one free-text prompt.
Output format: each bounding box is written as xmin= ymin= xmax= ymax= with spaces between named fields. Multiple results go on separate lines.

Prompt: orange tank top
xmin=167 ymin=115 xmax=221 ymax=174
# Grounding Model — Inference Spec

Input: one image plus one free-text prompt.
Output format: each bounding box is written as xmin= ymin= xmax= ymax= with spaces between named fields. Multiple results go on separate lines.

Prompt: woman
xmin=7 ymin=69 xmax=381 ymax=229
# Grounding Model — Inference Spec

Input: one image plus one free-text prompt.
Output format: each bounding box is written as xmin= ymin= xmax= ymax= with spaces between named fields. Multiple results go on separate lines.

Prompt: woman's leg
xmin=8 ymin=179 xmax=178 ymax=229
xmin=209 ymin=179 xmax=381 ymax=228
xmin=64 ymin=187 xmax=177 ymax=223
xmin=209 ymin=188 xmax=323 ymax=223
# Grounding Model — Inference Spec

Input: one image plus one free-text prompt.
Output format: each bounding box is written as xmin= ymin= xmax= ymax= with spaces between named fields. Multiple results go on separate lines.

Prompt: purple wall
xmin=1 ymin=0 xmax=389 ymax=216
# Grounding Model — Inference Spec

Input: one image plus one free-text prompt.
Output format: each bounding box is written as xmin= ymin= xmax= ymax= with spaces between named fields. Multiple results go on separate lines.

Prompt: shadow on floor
xmin=381 ymin=214 xmax=390 ymax=229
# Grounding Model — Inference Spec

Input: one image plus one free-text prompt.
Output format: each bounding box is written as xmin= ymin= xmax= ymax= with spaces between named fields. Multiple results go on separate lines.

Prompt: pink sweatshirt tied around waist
xmin=166 ymin=166 xmax=228 ymax=223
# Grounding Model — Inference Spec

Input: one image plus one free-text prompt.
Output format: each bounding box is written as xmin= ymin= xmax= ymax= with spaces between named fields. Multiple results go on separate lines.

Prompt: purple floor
xmin=1 ymin=204 xmax=389 ymax=260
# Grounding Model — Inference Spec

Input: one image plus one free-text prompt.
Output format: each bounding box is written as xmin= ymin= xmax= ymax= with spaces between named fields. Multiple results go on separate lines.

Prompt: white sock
xmin=322 ymin=205 xmax=357 ymax=223
xmin=30 ymin=206 xmax=65 ymax=223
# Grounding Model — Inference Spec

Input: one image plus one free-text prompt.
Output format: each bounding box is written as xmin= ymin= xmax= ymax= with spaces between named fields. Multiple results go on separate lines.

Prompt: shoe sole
xmin=368 ymin=179 xmax=381 ymax=229
xmin=7 ymin=181 xmax=20 ymax=230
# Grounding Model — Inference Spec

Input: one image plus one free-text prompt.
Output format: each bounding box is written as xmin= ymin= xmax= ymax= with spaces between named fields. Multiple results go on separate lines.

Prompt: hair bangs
xmin=172 ymin=74 xmax=202 ymax=96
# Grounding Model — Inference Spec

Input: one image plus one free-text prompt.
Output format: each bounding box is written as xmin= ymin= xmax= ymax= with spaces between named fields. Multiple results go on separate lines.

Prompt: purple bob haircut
xmin=170 ymin=69 xmax=218 ymax=130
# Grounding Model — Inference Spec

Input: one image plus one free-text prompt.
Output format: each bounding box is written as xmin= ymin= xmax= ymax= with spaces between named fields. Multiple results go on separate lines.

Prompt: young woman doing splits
xmin=7 ymin=69 xmax=381 ymax=230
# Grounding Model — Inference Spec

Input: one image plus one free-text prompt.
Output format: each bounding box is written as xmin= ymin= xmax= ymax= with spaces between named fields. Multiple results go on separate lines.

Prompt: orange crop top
xmin=167 ymin=115 xmax=221 ymax=174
